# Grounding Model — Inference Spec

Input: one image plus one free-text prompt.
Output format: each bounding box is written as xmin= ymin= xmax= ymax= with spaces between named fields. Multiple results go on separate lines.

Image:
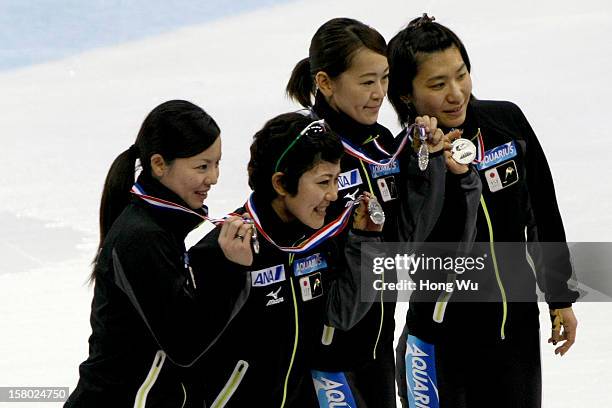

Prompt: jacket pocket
xmin=133 ymin=350 xmax=166 ymax=408
xmin=210 ymin=360 xmax=249 ymax=408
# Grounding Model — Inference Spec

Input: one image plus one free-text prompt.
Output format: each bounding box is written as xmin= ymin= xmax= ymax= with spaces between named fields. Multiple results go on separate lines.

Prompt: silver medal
xmin=450 ymin=138 xmax=477 ymax=165
xmin=367 ymin=197 xmax=385 ymax=225
xmin=250 ymin=224 xmax=259 ymax=255
xmin=243 ymin=219 xmax=259 ymax=255
xmin=416 ymin=125 xmax=429 ymax=171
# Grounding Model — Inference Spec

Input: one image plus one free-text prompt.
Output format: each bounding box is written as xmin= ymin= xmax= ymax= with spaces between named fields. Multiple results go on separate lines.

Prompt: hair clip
xmin=410 ymin=13 xmax=436 ymax=29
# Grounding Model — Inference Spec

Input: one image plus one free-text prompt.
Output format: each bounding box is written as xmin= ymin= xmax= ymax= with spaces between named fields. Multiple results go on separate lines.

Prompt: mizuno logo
xmin=343 ymin=188 xmax=359 ymax=201
xmin=265 ymin=286 xmax=284 ymax=306
xmin=267 ymin=287 xmax=282 ymax=300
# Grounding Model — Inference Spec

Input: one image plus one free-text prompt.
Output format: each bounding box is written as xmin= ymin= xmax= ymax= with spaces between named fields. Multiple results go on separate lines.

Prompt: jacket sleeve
xmin=325 ymin=230 xmax=384 ymax=331
xmin=512 ymin=103 xmax=579 ymax=308
xmin=396 ymin=148 xmax=447 ymax=243
xmin=112 ymin=227 xmax=250 ymax=366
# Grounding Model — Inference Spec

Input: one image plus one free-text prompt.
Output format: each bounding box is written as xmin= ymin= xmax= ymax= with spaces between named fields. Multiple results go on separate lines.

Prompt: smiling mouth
xmin=314 ymin=206 xmax=328 ymax=216
xmin=444 ymin=104 xmax=465 ymax=115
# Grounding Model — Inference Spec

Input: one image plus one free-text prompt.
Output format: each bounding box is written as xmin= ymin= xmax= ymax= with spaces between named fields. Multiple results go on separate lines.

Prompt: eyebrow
xmin=359 ymin=67 xmax=389 ymax=78
xmin=426 ymin=63 xmax=466 ymax=82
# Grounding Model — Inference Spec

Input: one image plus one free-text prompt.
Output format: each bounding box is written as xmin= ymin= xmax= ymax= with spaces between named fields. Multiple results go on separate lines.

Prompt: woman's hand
xmin=352 ymin=192 xmax=384 ymax=232
xmin=218 ymin=215 xmax=253 ymax=266
xmin=413 ymin=115 xmax=445 ymax=154
xmin=548 ymin=307 xmax=578 ymax=356
xmin=444 ymin=129 xmax=470 ymax=175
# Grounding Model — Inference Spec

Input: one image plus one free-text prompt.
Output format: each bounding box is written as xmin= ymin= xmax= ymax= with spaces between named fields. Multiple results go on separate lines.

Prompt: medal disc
xmin=367 ymin=198 xmax=386 ymax=225
xmin=451 ymin=138 xmax=477 ymax=164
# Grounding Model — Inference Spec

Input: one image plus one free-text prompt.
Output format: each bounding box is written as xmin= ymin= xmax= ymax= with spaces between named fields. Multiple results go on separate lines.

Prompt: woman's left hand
xmin=352 ymin=192 xmax=383 ymax=232
xmin=548 ymin=307 xmax=578 ymax=356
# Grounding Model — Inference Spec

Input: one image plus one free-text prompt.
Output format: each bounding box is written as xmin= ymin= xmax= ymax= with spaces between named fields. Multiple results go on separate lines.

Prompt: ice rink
xmin=1 ymin=0 xmax=611 ymax=406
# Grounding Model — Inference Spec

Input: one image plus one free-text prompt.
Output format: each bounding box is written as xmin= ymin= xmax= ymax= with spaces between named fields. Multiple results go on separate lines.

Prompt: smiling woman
xmin=284 ymin=17 xmax=480 ymax=407
xmin=65 ymin=100 xmax=240 ymax=407
xmin=186 ymin=112 xmax=385 ymax=406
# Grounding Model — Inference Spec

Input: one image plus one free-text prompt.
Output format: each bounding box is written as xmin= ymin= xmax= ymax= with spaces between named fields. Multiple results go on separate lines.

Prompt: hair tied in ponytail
xmin=128 ymin=144 xmax=140 ymax=159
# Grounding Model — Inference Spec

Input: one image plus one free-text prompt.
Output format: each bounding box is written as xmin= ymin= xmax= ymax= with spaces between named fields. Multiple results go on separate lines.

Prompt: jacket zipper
xmin=480 ymin=195 xmax=507 ymax=339
xmin=359 ymin=159 xmax=384 ymax=359
xmin=133 ymin=350 xmax=166 ymax=408
xmin=279 ymin=254 xmax=299 ymax=407
xmin=210 ymin=360 xmax=249 ymax=408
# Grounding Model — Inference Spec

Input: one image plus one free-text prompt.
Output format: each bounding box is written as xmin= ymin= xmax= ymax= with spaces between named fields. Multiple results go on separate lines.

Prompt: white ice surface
xmin=1 ymin=0 xmax=611 ymax=406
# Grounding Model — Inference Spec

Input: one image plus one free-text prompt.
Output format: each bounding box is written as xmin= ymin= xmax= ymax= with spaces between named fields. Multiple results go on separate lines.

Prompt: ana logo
xmin=476 ymin=140 xmax=517 ymax=171
xmin=294 ymin=253 xmax=328 ymax=276
xmin=312 ymin=371 xmax=356 ymax=407
xmin=251 ymin=264 xmax=286 ymax=287
xmin=265 ymin=286 xmax=284 ymax=306
xmin=369 ymin=159 xmax=400 ymax=179
xmin=337 ymin=169 xmax=363 ymax=191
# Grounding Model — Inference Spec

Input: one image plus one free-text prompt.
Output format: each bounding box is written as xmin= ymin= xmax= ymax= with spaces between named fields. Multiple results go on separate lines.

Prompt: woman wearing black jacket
xmin=286 ymin=17 xmax=481 ymax=407
xmin=388 ymin=15 xmax=579 ymax=408
xmin=65 ymin=100 xmax=249 ymax=407
xmin=187 ymin=112 xmax=385 ymax=407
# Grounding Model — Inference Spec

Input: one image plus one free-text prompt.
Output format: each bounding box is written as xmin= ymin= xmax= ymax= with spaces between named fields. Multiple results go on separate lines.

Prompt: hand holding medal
xmin=218 ymin=214 xmax=255 ymax=266
xmin=443 ymin=129 xmax=476 ymax=174
xmin=411 ymin=115 xmax=445 ymax=170
xmin=352 ymin=192 xmax=384 ymax=232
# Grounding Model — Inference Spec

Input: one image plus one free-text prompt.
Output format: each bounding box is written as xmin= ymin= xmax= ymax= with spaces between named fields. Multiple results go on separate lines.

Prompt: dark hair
xmin=387 ymin=14 xmax=472 ymax=125
xmin=248 ymin=113 xmax=343 ymax=202
xmin=97 ymin=99 xmax=220 ymax=257
xmin=286 ymin=17 xmax=387 ymax=107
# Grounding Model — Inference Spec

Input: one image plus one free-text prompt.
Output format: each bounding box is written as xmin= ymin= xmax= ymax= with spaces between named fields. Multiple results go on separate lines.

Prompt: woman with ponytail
xmin=66 ymin=100 xmax=248 ymax=407
xmin=286 ymin=17 xmax=481 ymax=407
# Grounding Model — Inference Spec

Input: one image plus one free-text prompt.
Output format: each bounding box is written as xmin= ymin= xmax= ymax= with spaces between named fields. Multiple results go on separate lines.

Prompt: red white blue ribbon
xmin=341 ymin=125 xmax=413 ymax=166
xmin=244 ymin=194 xmax=355 ymax=254
xmin=472 ymin=128 xmax=485 ymax=164
xmin=131 ymin=184 xmax=356 ymax=253
xmin=130 ymin=183 xmax=228 ymax=225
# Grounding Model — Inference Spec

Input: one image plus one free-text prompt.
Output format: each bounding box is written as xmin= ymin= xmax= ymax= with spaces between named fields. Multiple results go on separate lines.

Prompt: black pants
xmin=396 ymin=325 xmax=541 ymax=408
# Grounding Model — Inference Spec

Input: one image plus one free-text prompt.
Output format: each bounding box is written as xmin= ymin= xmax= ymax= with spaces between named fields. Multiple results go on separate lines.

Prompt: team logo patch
xmin=300 ymin=272 xmax=323 ymax=301
xmin=293 ymin=253 xmax=328 ymax=277
xmin=406 ymin=335 xmax=440 ymax=408
xmin=377 ymin=176 xmax=398 ymax=202
xmin=337 ymin=169 xmax=363 ymax=191
xmin=484 ymin=160 xmax=519 ymax=193
xmin=312 ymin=370 xmax=357 ymax=407
xmin=251 ymin=264 xmax=286 ymax=287
xmin=265 ymin=286 xmax=284 ymax=306
xmin=476 ymin=140 xmax=517 ymax=171
xmin=369 ymin=159 xmax=400 ymax=178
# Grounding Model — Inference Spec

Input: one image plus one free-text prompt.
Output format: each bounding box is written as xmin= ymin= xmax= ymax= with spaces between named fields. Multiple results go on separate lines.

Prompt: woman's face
xmin=158 ymin=136 xmax=221 ymax=209
xmin=283 ymin=160 xmax=341 ymax=229
xmin=327 ymin=48 xmax=389 ymax=125
xmin=408 ymin=46 xmax=472 ymax=128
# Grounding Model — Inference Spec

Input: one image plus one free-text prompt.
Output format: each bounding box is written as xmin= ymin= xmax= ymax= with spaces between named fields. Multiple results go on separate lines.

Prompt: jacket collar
xmin=133 ymin=174 xmax=206 ymax=239
xmin=313 ymin=91 xmax=383 ymax=146
xmin=248 ymin=193 xmax=313 ymax=247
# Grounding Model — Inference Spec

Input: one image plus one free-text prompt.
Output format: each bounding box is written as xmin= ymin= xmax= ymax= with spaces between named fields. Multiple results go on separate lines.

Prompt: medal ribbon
xmin=131 ymin=184 xmax=356 ymax=253
xmin=472 ymin=128 xmax=485 ymax=164
xmin=130 ymin=183 xmax=229 ymax=225
xmin=244 ymin=194 xmax=355 ymax=254
xmin=341 ymin=124 xmax=416 ymax=166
